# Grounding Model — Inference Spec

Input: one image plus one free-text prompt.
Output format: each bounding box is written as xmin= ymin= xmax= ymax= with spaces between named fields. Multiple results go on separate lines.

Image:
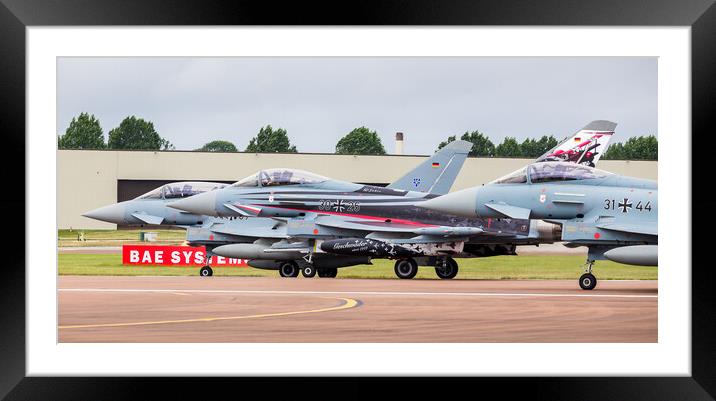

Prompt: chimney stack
xmin=395 ymin=132 xmax=404 ymax=155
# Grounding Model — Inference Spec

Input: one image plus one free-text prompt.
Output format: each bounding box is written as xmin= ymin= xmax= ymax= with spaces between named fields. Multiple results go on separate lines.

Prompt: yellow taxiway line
xmin=59 ymin=297 xmax=359 ymax=329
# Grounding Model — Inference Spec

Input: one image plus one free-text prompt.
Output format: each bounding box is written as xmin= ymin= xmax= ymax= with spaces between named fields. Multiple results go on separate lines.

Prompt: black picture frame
xmin=2 ymin=0 xmax=713 ymax=399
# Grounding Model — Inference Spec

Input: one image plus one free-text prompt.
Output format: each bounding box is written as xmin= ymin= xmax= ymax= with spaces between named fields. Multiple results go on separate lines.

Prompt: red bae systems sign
xmin=122 ymin=245 xmax=247 ymax=267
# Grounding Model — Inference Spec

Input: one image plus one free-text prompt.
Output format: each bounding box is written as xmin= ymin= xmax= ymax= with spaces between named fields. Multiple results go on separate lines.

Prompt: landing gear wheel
xmin=302 ymin=266 xmax=317 ymax=278
xmin=579 ymin=273 xmax=597 ymax=290
xmin=199 ymin=266 xmax=213 ymax=277
xmin=317 ymin=268 xmax=338 ymax=278
xmin=435 ymin=258 xmax=458 ymax=279
xmin=279 ymin=262 xmax=299 ymax=278
xmin=394 ymin=258 xmax=418 ymax=279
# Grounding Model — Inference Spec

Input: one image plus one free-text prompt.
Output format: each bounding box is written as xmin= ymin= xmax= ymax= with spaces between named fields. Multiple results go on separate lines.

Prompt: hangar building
xmin=58 ymin=149 xmax=658 ymax=229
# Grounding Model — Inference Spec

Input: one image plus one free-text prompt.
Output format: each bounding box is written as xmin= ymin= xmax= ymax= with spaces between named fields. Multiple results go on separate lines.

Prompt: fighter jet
xmin=419 ymin=161 xmax=657 ymax=289
xmin=167 ymin=139 xmax=553 ymax=279
xmin=168 ymin=121 xmax=616 ymax=280
xmin=83 ymin=140 xmax=476 ymax=277
xmin=83 ymin=181 xmax=228 ymax=227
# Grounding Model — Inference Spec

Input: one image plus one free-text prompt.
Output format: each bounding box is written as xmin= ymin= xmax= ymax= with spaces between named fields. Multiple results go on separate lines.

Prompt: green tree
xmin=58 ymin=112 xmax=105 ymax=149
xmin=437 ymin=135 xmax=457 ymax=151
xmin=335 ymin=126 xmax=386 ymax=155
xmin=602 ymin=135 xmax=658 ymax=160
xmin=437 ymin=130 xmax=495 ymax=157
xmin=197 ymin=140 xmax=238 ymax=152
xmin=108 ymin=116 xmax=174 ymax=150
xmin=245 ymin=125 xmax=297 ymax=153
xmin=520 ymin=135 xmax=558 ymax=158
xmin=602 ymin=142 xmax=625 ymax=160
xmin=495 ymin=137 xmax=521 ymax=157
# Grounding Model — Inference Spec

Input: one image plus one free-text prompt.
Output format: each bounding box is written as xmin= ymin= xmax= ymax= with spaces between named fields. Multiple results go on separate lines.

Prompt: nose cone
xmin=418 ymin=187 xmax=479 ymax=217
xmin=83 ymin=203 xmax=127 ymax=224
xmin=167 ymin=190 xmax=218 ymax=216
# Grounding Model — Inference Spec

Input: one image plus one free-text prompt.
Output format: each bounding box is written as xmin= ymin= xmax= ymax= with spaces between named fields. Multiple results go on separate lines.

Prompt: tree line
xmin=58 ymin=113 xmax=174 ymax=151
xmin=58 ymin=112 xmax=657 ymax=160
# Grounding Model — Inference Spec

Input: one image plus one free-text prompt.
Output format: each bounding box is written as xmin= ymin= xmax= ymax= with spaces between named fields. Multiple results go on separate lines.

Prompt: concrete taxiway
xmin=59 ymin=276 xmax=657 ymax=342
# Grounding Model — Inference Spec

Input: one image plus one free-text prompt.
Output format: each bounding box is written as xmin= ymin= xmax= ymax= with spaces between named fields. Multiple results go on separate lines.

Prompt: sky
xmin=57 ymin=57 xmax=657 ymax=155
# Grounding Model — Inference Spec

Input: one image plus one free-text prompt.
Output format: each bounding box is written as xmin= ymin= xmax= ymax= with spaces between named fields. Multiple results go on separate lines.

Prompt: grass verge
xmin=58 ymin=253 xmax=657 ymax=280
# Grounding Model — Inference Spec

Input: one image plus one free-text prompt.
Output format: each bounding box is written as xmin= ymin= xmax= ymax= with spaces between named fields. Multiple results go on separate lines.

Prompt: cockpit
xmin=135 ymin=182 xmax=228 ymax=200
xmin=231 ymin=168 xmax=329 ymax=188
xmin=492 ymin=162 xmax=612 ymax=184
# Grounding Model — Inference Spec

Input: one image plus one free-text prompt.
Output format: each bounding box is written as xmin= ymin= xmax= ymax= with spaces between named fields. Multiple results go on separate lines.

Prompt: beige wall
xmin=58 ymin=150 xmax=658 ymax=229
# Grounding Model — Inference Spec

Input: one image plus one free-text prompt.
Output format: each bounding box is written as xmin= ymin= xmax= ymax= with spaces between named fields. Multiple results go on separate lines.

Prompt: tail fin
xmin=387 ymin=140 xmax=472 ymax=195
xmin=536 ymin=120 xmax=616 ymax=167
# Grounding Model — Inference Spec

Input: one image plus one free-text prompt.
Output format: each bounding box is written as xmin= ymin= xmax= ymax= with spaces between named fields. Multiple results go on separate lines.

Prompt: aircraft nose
xmin=82 ymin=203 xmax=127 ymax=224
xmin=167 ymin=190 xmax=218 ymax=216
xmin=418 ymin=186 xmax=479 ymax=217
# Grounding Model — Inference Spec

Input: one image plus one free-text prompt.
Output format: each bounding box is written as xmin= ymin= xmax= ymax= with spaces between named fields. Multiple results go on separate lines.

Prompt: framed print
xmin=2 ymin=0 xmax=714 ymax=399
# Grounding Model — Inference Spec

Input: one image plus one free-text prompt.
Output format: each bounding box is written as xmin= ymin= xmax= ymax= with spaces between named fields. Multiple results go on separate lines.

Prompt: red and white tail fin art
xmin=536 ymin=120 xmax=616 ymax=167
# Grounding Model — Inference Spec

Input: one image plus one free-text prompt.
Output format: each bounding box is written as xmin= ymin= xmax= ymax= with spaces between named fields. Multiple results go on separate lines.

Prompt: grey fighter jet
xmin=419 ymin=161 xmax=657 ymax=289
xmin=167 ymin=145 xmax=551 ymax=279
xmin=168 ymin=121 xmax=616 ymax=280
xmin=83 ymin=140 xmax=475 ymax=277
xmin=83 ymin=181 xmax=228 ymax=227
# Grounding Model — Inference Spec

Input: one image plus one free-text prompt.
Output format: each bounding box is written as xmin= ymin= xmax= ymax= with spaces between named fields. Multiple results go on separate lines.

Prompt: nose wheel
xmin=199 ymin=266 xmax=213 ymax=277
xmin=579 ymin=260 xmax=597 ymax=290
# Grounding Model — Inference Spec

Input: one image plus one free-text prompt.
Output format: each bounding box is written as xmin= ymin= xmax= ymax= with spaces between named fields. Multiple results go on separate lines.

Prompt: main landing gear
xmin=317 ymin=267 xmax=338 ymax=278
xmin=435 ymin=257 xmax=459 ymax=279
xmin=394 ymin=258 xmax=419 ymax=279
xmin=394 ymin=257 xmax=459 ymax=280
xmin=579 ymin=260 xmax=597 ymax=290
xmin=279 ymin=261 xmax=300 ymax=278
xmin=199 ymin=265 xmax=213 ymax=277
xmin=278 ymin=262 xmax=337 ymax=278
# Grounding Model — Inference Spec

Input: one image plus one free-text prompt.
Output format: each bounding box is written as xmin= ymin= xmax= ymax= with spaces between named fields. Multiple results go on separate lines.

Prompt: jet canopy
xmin=232 ymin=168 xmax=329 ymax=188
xmin=492 ymin=162 xmax=613 ymax=184
xmin=136 ymin=182 xmax=228 ymax=200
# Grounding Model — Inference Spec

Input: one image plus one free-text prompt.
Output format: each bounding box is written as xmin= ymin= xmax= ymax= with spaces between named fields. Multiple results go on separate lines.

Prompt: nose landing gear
xmin=579 ymin=260 xmax=597 ymax=290
xmin=199 ymin=265 xmax=213 ymax=277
